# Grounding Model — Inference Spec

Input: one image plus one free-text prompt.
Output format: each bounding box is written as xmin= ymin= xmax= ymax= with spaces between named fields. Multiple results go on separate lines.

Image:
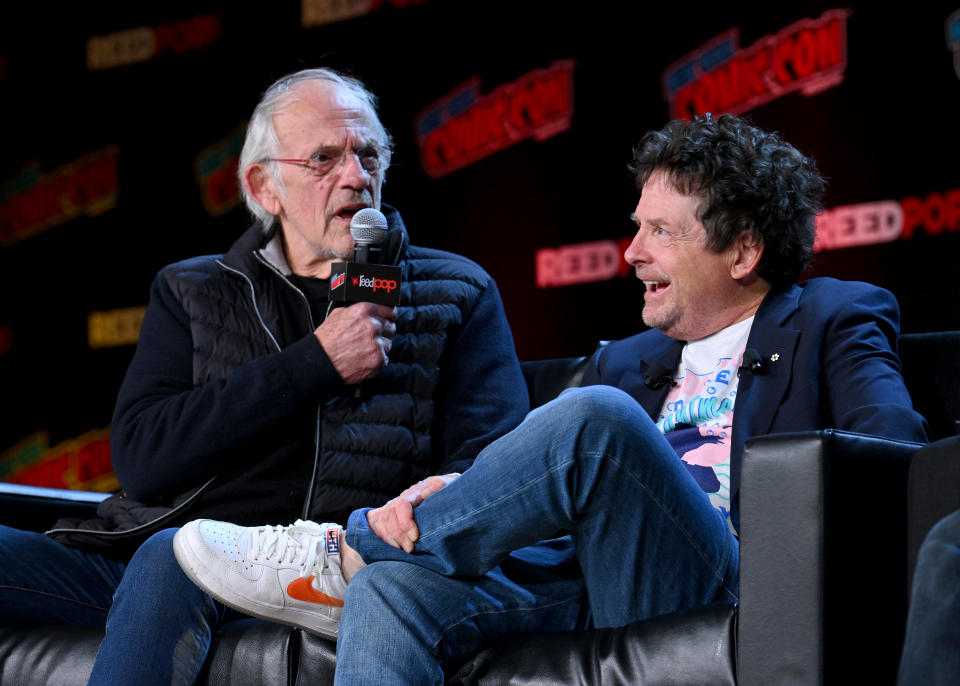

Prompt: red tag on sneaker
xmin=326 ymin=528 xmax=339 ymax=554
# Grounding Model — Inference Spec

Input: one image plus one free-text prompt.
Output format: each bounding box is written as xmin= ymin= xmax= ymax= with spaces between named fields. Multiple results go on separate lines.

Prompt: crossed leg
xmin=336 ymin=386 xmax=739 ymax=684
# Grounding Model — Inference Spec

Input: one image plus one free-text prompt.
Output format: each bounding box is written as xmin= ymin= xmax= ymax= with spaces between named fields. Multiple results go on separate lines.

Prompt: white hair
xmin=238 ymin=68 xmax=393 ymax=231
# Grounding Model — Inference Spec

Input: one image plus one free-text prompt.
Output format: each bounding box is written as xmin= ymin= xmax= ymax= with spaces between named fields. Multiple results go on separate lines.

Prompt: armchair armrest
xmin=738 ymin=430 xmax=924 ymax=686
xmin=0 ymin=482 xmax=109 ymax=533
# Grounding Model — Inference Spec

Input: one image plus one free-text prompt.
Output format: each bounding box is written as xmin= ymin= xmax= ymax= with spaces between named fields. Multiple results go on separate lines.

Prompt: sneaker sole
xmin=173 ymin=524 xmax=341 ymax=640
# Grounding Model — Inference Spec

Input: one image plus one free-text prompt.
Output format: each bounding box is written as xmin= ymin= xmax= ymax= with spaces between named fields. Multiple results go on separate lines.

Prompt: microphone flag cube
xmin=329 ymin=262 xmax=402 ymax=306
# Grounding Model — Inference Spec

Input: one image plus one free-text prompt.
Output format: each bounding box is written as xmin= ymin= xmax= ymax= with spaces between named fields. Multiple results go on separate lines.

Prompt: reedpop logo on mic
xmin=352 ymin=275 xmax=398 ymax=293
xmin=331 ymin=265 xmax=403 ymax=306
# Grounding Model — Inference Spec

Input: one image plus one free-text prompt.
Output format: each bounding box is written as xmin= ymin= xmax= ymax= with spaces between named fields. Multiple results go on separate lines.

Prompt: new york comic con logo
xmin=662 ymin=9 xmax=850 ymax=119
xmin=415 ymin=60 xmax=575 ymax=178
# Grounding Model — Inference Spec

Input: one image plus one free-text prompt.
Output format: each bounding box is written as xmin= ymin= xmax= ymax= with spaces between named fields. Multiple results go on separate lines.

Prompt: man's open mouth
xmin=643 ymin=280 xmax=670 ymax=294
xmin=335 ymin=204 xmax=369 ymax=222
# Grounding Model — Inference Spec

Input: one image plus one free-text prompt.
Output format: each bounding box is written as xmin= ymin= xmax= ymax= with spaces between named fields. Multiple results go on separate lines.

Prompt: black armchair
xmin=1 ymin=333 xmax=957 ymax=686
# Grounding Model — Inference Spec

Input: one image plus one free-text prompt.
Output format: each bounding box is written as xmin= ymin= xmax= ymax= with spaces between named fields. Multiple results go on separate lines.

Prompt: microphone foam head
xmin=350 ymin=208 xmax=388 ymax=244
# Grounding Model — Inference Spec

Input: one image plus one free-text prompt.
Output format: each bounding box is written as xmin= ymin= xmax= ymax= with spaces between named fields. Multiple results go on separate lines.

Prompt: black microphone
xmin=738 ymin=348 xmax=764 ymax=376
xmin=331 ymin=208 xmax=399 ymax=400
xmin=350 ymin=208 xmax=388 ymax=264
xmin=330 ymin=208 xmax=402 ymax=307
xmin=644 ymin=362 xmax=676 ymax=390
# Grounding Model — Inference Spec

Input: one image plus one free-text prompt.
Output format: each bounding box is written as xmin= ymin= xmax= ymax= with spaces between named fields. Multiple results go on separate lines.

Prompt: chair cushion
xmin=0 ymin=618 xmax=299 ymax=686
xmin=447 ymin=602 xmax=736 ymax=686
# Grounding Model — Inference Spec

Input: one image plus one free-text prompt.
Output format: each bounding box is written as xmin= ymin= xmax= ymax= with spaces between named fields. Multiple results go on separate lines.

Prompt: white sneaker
xmin=173 ymin=518 xmax=347 ymax=639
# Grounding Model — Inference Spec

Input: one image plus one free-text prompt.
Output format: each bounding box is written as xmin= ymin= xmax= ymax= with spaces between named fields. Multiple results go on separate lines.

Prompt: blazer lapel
xmin=729 ymin=286 xmax=801 ymax=516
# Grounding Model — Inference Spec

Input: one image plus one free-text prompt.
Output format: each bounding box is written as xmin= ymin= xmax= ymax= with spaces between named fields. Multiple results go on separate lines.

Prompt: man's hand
xmin=316 ymin=302 xmax=397 ymax=385
xmin=367 ymin=473 xmax=460 ymax=552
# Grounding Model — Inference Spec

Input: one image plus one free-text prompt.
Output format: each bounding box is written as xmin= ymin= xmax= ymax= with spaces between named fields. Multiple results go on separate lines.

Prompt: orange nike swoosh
xmin=286 ymin=576 xmax=344 ymax=607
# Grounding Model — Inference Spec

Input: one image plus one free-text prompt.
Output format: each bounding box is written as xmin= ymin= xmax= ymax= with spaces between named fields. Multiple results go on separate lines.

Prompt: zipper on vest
xmin=302 ymin=404 xmax=322 ymax=521
xmin=214 ymin=259 xmax=283 ymax=352
xmin=253 ymin=251 xmax=318 ymax=330
xmin=247 ymin=251 xmax=324 ymax=522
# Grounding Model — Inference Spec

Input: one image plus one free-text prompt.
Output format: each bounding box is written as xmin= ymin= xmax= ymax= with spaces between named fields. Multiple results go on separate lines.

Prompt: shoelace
xmin=248 ymin=520 xmax=327 ymax=579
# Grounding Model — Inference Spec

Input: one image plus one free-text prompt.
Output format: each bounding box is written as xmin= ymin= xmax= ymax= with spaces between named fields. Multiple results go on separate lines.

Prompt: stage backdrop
xmin=2 ymin=0 xmax=958 ymax=490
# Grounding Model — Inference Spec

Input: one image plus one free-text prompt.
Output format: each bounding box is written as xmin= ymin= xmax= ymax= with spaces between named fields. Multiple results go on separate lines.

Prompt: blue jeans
xmin=337 ymin=386 xmax=740 ymax=685
xmin=898 ymin=508 xmax=960 ymax=685
xmin=0 ymin=526 xmax=227 ymax=685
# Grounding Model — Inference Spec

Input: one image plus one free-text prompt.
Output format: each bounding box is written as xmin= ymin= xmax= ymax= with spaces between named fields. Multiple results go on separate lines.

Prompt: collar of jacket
xmin=220 ymin=203 xmax=410 ymax=276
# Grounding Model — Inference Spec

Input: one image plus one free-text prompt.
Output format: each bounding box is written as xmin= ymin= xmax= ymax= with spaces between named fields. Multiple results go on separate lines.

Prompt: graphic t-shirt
xmin=657 ymin=316 xmax=754 ymax=528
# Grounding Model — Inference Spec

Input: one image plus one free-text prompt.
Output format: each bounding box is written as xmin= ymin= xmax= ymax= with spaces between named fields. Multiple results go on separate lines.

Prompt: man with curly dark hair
xmin=174 ymin=114 xmax=929 ymax=685
xmin=630 ymin=114 xmax=824 ymax=289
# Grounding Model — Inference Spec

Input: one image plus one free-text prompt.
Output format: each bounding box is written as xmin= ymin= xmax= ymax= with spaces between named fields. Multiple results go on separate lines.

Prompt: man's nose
xmin=624 ymin=229 xmax=649 ymax=265
xmin=339 ymin=152 xmax=370 ymax=188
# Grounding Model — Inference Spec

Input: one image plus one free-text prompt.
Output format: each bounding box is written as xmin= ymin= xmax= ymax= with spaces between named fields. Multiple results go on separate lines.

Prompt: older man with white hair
xmin=0 ymin=68 xmax=527 ymax=685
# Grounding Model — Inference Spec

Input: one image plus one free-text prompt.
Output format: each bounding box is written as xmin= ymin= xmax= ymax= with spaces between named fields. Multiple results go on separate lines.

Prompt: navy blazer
xmin=581 ymin=277 xmax=929 ymax=526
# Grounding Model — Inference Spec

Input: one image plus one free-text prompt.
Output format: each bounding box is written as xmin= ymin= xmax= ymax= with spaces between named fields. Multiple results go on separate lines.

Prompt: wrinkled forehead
xmin=274 ymin=81 xmax=379 ymax=146
xmin=639 ymin=170 xmax=704 ymax=204
xmin=640 ymin=169 xmax=706 ymax=213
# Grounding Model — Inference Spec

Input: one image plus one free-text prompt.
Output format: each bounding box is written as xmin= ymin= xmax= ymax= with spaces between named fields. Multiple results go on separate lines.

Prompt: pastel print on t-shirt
xmin=658 ymin=352 xmax=743 ymax=522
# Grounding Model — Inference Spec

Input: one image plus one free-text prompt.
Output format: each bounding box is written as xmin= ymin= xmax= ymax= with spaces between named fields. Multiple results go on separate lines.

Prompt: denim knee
xmin=550 ymin=386 xmax=667 ymax=462
xmin=923 ymin=509 xmax=960 ymax=551
xmin=127 ymin=529 xmax=183 ymax=576
xmin=912 ymin=509 xmax=960 ymax=596
xmin=0 ymin=524 xmax=38 ymax=558
xmin=552 ymin=384 xmax=641 ymax=420
xmin=121 ymin=528 xmax=211 ymax=604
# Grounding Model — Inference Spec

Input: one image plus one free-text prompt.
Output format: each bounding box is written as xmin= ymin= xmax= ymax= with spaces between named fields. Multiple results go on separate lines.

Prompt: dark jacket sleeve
xmin=109 ymin=271 xmax=342 ymax=503
xmin=817 ymin=281 xmax=929 ymax=443
xmin=432 ymin=276 xmax=529 ymax=475
xmin=580 ymin=350 xmax=602 ymax=387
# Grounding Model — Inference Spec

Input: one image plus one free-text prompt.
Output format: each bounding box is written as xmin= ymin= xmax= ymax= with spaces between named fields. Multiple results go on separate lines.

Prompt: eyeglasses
xmin=269 ymin=145 xmax=383 ymax=178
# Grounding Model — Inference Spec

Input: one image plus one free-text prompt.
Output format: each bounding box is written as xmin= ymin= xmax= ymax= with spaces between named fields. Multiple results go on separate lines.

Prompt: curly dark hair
xmin=629 ymin=114 xmax=825 ymax=288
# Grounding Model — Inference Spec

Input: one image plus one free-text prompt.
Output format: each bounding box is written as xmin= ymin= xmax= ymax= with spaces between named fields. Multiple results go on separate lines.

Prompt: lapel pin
xmin=770 ymin=353 xmax=780 ymax=362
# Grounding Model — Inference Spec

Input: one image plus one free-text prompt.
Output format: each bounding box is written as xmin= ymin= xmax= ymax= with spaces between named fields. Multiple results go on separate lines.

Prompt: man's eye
xmin=357 ymin=148 xmax=381 ymax=172
xmin=312 ymin=154 xmax=334 ymax=164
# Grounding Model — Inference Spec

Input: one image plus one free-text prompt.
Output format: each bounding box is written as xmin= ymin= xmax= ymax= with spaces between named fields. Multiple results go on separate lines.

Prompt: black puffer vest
xmin=172 ymin=207 xmax=490 ymax=522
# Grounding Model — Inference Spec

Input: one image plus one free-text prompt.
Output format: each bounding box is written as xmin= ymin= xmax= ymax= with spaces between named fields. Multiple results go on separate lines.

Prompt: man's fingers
xmin=369 ymin=497 xmax=419 ymax=551
xmin=367 ymin=508 xmax=400 ymax=549
xmin=316 ymin=304 xmax=398 ymax=384
xmin=419 ymin=474 xmax=460 ymax=499
xmin=368 ymin=473 xmax=461 ymax=551
xmin=369 ymin=303 xmax=398 ymax=321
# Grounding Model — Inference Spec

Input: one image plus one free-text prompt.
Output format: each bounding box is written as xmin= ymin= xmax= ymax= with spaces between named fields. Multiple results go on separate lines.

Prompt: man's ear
xmin=729 ymin=231 xmax=764 ymax=281
xmin=243 ymin=164 xmax=282 ymax=216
